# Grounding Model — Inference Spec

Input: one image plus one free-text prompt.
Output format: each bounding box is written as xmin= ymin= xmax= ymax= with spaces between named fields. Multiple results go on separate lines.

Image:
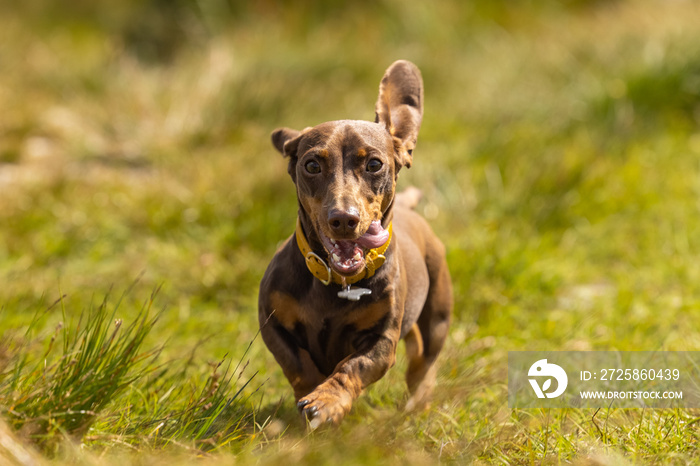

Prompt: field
xmin=2 ymin=0 xmax=700 ymax=464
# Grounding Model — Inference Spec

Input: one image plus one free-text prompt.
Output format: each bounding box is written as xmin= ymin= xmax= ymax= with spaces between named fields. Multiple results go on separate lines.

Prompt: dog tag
xmin=337 ymin=286 xmax=372 ymax=301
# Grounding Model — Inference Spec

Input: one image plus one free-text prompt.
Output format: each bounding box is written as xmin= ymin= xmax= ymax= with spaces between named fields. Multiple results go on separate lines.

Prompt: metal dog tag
xmin=337 ymin=286 xmax=372 ymax=301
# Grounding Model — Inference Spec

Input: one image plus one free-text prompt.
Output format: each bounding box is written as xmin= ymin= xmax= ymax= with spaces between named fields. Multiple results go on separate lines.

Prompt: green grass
xmin=0 ymin=286 xmax=259 ymax=461
xmin=2 ymin=0 xmax=700 ymax=463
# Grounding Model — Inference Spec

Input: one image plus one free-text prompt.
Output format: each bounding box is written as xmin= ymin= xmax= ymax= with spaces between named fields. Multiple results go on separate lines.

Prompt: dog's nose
xmin=328 ymin=208 xmax=360 ymax=235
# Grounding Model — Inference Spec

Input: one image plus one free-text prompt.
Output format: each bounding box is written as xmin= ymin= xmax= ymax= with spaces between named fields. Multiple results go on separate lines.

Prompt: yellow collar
xmin=295 ymin=218 xmax=392 ymax=286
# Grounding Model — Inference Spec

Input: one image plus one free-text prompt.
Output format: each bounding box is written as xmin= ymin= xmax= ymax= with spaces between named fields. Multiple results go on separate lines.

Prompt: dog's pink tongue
xmin=356 ymin=221 xmax=390 ymax=249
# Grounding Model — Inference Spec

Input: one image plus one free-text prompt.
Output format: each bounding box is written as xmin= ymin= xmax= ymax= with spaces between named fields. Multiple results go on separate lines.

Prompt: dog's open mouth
xmin=319 ymin=220 xmax=390 ymax=276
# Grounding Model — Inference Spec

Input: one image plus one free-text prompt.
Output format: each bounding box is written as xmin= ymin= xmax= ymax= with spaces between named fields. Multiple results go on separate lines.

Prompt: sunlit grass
xmin=0 ymin=286 xmax=259 ymax=461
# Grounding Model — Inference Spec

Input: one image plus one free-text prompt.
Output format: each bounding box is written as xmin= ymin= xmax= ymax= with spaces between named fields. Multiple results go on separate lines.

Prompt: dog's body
xmin=259 ymin=61 xmax=452 ymax=428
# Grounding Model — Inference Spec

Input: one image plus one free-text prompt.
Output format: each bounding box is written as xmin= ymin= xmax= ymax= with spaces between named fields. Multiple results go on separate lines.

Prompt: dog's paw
xmin=296 ymin=384 xmax=353 ymax=430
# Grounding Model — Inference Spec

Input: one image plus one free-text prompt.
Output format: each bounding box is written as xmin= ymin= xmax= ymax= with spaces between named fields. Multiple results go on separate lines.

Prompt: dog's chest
xmin=293 ymin=296 xmax=393 ymax=375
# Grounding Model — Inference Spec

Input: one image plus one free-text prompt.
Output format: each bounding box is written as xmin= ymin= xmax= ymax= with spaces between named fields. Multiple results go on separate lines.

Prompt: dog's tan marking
xmin=346 ymin=299 xmax=396 ymax=331
xmin=270 ymin=291 xmax=306 ymax=328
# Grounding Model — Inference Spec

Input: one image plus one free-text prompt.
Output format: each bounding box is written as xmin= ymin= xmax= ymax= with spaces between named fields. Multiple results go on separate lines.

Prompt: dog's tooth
xmin=332 ymin=253 xmax=341 ymax=263
xmin=353 ymin=252 xmax=361 ymax=261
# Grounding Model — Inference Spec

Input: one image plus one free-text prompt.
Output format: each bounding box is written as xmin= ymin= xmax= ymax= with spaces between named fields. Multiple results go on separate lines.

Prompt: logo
xmin=528 ymin=359 xmax=568 ymax=398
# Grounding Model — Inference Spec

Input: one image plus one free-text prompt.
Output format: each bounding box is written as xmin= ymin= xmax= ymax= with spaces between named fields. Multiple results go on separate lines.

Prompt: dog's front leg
xmin=259 ymin=313 xmax=326 ymax=400
xmin=297 ymin=331 xmax=399 ymax=429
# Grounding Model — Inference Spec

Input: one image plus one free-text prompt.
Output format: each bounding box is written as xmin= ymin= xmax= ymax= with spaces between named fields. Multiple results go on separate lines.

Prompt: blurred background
xmin=2 ymin=0 xmax=700 ymax=461
xmin=2 ymin=0 xmax=700 ymax=337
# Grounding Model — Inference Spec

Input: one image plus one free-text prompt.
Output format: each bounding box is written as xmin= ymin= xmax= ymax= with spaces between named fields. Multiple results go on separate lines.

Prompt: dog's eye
xmin=366 ymin=159 xmax=383 ymax=173
xmin=305 ymin=160 xmax=321 ymax=174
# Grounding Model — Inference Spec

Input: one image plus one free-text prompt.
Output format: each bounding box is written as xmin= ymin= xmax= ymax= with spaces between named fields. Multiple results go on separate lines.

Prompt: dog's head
xmin=271 ymin=60 xmax=423 ymax=277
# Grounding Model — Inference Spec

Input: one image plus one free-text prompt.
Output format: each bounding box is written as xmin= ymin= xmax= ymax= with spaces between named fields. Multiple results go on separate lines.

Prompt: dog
xmin=258 ymin=60 xmax=453 ymax=429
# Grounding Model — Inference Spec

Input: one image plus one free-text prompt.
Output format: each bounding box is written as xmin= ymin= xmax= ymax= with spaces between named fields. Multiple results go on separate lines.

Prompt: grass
xmin=2 ymin=289 xmax=160 ymax=449
xmin=0 ymin=285 xmax=259 ymax=461
xmin=2 ymin=0 xmax=700 ymax=463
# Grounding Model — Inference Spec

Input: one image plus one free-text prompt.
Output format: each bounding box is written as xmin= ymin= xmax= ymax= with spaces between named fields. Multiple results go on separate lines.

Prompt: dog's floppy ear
xmin=375 ymin=60 xmax=424 ymax=169
xmin=271 ymin=127 xmax=305 ymax=180
xmin=271 ymin=127 xmax=302 ymax=157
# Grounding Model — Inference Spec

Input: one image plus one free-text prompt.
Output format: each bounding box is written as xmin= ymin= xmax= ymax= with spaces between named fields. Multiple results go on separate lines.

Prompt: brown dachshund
xmin=259 ymin=60 xmax=452 ymax=429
